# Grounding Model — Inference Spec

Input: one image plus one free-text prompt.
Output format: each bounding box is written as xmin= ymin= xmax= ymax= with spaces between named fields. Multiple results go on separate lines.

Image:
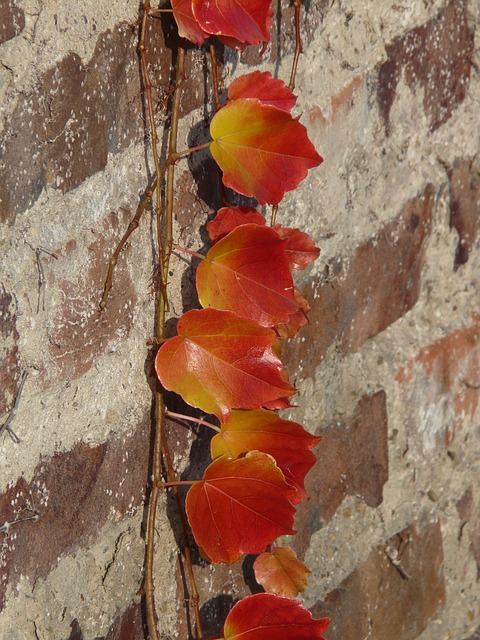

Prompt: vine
xmin=101 ymin=1 xmax=329 ymax=638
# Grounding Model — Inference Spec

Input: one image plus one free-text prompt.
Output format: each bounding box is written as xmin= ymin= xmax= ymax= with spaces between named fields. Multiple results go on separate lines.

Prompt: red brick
xmin=378 ymin=0 xmax=474 ymax=133
xmin=311 ymin=518 xmax=446 ymax=640
xmin=457 ymin=487 xmax=480 ymax=580
xmin=0 ymin=285 xmax=19 ymax=416
xmin=396 ymin=315 xmax=480 ymax=449
xmin=0 ymin=419 xmax=149 ymax=610
xmin=287 ymin=185 xmax=434 ymax=377
xmin=0 ymin=0 xmax=25 ymax=45
xmin=447 ymin=158 xmax=480 ymax=269
xmin=0 ymin=24 xmax=143 ymax=224
xmin=293 ymin=391 xmax=388 ymax=557
xmin=94 ymin=603 xmax=146 ymax=640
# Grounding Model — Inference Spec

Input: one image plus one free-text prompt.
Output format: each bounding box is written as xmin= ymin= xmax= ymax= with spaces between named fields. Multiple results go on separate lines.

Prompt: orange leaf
xmin=274 ymin=289 xmax=310 ymax=340
xmin=186 ymin=452 xmax=296 ymax=564
xmin=155 ymin=309 xmax=295 ymax=422
xmin=228 ymin=71 xmax=297 ymax=112
xmin=207 ymin=206 xmax=266 ymax=243
xmin=221 ymin=593 xmax=330 ymax=640
xmin=253 ymin=547 xmax=311 ymax=597
xmin=172 ymin=0 xmax=209 ymax=45
xmin=273 ymin=225 xmax=321 ymax=270
xmin=196 ymin=224 xmax=299 ymax=327
xmin=192 ymin=0 xmax=272 ymax=47
xmin=210 ymin=99 xmax=322 ymax=205
xmin=210 ymin=409 xmax=320 ymax=503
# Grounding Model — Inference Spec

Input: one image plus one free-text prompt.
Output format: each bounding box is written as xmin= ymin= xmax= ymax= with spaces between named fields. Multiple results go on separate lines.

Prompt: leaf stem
xmin=166 ymin=410 xmax=221 ymax=432
xmin=209 ymin=43 xmax=222 ymax=112
xmin=289 ymin=0 xmax=303 ymax=92
xmin=174 ymin=141 xmax=211 ymax=160
xmin=172 ymin=244 xmax=205 ymax=261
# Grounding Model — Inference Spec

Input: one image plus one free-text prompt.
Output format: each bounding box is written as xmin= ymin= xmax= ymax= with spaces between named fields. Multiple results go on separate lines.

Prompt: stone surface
xmin=311 ymin=518 xmax=446 ymax=640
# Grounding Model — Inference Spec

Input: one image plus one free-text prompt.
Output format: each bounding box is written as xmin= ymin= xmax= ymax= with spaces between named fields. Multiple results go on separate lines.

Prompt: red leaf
xmin=172 ymin=0 xmax=209 ymax=45
xmin=253 ymin=547 xmax=311 ymax=597
xmin=197 ymin=225 xmax=299 ymax=327
xmin=210 ymin=409 xmax=320 ymax=503
xmin=221 ymin=593 xmax=330 ymax=640
xmin=192 ymin=0 xmax=272 ymax=47
xmin=207 ymin=206 xmax=266 ymax=243
xmin=210 ymin=99 xmax=322 ymax=205
xmin=186 ymin=452 xmax=296 ymax=564
xmin=155 ymin=309 xmax=295 ymax=422
xmin=273 ymin=225 xmax=320 ymax=270
xmin=228 ymin=71 xmax=297 ymax=112
xmin=274 ymin=289 xmax=310 ymax=340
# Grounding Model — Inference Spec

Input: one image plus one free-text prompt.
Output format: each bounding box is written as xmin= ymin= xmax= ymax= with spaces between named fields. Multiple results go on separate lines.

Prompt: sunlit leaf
xmin=172 ymin=0 xmax=209 ymax=45
xmin=192 ymin=0 xmax=272 ymax=47
xmin=197 ymin=224 xmax=299 ymax=327
xmin=221 ymin=593 xmax=330 ymax=640
xmin=274 ymin=289 xmax=310 ymax=340
xmin=228 ymin=71 xmax=297 ymax=112
xmin=273 ymin=225 xmax=320 ymax=270
xmin=253 ymin=547 xmax=311 ymax=597
xmin=210 ymin=98 xmax=322 ymax=205
xmin=210 ymin=408 xmax=320 ymax=503
xmin=207 ymin=206 xmax=266 ymax=243
xmin=186 ymin=452 xmax=296 ymax=564
xmin=155 ymin=309 xmax=295 ymax=422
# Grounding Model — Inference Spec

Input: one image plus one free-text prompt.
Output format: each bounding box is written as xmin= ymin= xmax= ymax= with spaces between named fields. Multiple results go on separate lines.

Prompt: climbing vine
xmin=101 ymin=1 xmax=329 ymax=638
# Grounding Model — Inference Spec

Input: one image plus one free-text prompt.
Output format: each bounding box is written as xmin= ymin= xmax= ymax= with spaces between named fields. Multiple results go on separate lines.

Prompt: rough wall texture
xmin=0 ymin=0 xmax=479 ymax=639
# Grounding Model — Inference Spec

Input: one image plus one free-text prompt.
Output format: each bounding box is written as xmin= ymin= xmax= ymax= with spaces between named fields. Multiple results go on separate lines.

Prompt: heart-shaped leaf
xmin=186 ymin=452 xmax=296 ymax=564
xmin=155 ymin=309 xmax=295 ymax=422
xmin=210 ymin=408 xmax=320 ymax=503
xmin=274 ymin=289 xmax=310 ymax=340
xmin=172 ymin=0 xmax=209 ymax=45
xmin=192 ymin=0 xmax=272 ymax=47
xmin=210 ymin=98 xmax=322 ymax=204
xmin=196 ymin=224 xmax=299 ymax=327
xmin=207 ymin=206 xmax=266 ymax=243
xmin=273 ymin=225 xmax=320 ymax=270
xmin=220 ymin=593 xmax=330 ymax=640
xmin=253 ymin=547 xmax=311 ymax=597
xmin=228 ymin=71 xmax=297 ymax=112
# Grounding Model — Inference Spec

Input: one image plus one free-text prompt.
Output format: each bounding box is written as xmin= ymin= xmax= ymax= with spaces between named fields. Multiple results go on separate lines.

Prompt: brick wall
xmin=1 ymin=1 xmax=479 ymax=638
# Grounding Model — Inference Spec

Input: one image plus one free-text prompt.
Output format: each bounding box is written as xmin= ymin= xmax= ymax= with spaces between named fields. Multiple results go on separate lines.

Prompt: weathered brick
xmin=0 ymin=285 xmax=19 ymax=416
xmin=396 ymin=315 xmax=480 ymax=450
xmin=378 ymin=0 xmax=474 ymax=133
xmin=465 ymin=625 xmax=480 ymax=640
xmin=45 ymin=210 xmax=138 ymax=384
xmin=0 ymin=420 xmax=149 ymax=610
xmin=447 ymin=157 xmax=480 ymax=269
xmin=293 ymin=391 xmax=388 ymax=557
xmin=0 ymin=0 xmax=25 ymax=45
xmin=287 ymin=185 xmax=434 ymax=376
xmin=311 ymin=518 xmax=446 ymax=640
xmin=0 ymin=24 xmax=145 ymax=224
xmin=93 ymin=603 xmax=146 ymax=640
xmin=457 ymin=487 xmax=480 ymax=579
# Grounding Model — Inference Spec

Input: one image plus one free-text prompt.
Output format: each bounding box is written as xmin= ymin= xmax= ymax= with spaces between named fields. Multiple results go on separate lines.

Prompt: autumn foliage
xmin=150 ymin=2 xmax=329 ymax=637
